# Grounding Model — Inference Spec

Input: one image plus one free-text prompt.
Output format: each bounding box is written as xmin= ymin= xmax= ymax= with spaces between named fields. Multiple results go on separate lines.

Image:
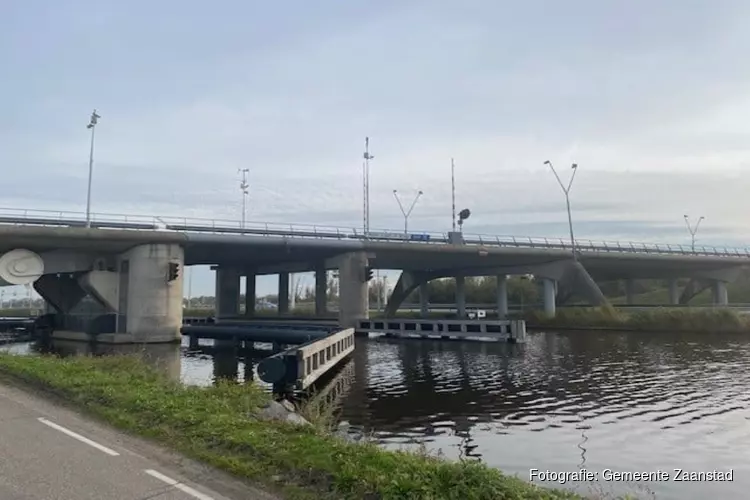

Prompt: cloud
xmin=4 ymin=0 xmax=750 ymax=295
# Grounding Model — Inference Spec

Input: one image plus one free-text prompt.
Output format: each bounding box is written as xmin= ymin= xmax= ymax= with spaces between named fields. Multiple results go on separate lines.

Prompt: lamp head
xmin=543 ymin=160 xmax=551 ymax=165
xmin=571 ymin=163 xmax=578 ymax=169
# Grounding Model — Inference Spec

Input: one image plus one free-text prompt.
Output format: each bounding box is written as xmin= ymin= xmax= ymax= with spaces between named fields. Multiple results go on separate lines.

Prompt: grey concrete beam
xmin=34 ymin=274 xmax=87 ymax=313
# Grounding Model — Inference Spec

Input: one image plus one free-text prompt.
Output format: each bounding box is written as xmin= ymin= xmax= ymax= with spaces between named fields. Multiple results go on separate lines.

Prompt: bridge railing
xmin=257 ymin=328 xmax=355 ymax=390
xmin=1 ymin=207 xmax=749 ymax=259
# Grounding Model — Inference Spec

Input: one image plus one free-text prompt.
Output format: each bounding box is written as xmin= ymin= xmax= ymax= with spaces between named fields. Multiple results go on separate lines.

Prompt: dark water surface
xmin=5 ymin=331 xmax=750 ymax=500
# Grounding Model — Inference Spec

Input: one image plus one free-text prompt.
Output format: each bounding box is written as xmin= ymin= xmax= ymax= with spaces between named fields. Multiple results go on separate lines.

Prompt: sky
xmin=3 ymin=0 xmax=750 ymax=297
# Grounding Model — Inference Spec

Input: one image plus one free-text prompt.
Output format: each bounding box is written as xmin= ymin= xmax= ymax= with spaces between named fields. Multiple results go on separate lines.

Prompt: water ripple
xmin=337 ymin=332 xmax=750 ymax=500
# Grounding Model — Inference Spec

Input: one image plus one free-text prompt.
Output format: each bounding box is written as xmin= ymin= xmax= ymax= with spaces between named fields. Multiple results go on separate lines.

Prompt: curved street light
xmin=544 ymin=160 xmax=579 ymax=260
xmin=683 ymin=215 xmax=704 ymax=252
xmin=393 ymin=189 xmax=423 ymax=237
xmin=85 ymin=109 xmax=101 ymax=228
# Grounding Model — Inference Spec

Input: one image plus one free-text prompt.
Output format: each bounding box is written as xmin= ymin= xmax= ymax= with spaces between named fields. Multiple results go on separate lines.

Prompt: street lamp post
xmin=393 ymin=189 xmax=423 ymax=237
xmin=683 ymin=215 xmax=704 ymax=252
xmin=238 ymin=168 xmax=249 ymax=229
xmin=85 ymin=109 xmax=101 ymax=228
xmin=544 ymin=160 xmax=579 ymax=260
xmin=363 ymin=137 xmax=374 ymax=236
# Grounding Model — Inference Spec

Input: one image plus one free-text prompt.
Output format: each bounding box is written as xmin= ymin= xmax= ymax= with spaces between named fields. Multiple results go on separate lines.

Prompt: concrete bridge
xmin=0 ymin=207 xmax=747 ymax=343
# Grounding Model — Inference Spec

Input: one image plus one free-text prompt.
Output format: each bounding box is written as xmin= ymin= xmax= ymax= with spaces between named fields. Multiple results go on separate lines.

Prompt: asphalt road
xmin=0 ymin=381 xmax=279 ymax=500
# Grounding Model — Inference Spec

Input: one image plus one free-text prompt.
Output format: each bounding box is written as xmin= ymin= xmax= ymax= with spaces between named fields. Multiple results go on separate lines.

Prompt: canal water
xmin=4 ymin=331 xmax=749 ymax=500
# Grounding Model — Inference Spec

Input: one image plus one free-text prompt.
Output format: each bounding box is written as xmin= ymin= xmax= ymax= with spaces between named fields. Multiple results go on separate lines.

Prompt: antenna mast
xmin=238 ymin=168 xmax=249 ymax=229
xmin=451 ymin=158 xmax=456 ymax=232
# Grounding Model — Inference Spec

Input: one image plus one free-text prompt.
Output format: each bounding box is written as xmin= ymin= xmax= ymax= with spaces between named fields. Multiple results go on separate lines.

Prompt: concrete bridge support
xmin=668 ymin=279 xmax=680 ymax=305
xmin=542 ymin=278 xmax=556 ymax=316
xmin=278 ymin=272 xmax=289 ymax=315
xmin=244 ymin=271 xmax=256 ymax=317
xmin=215 ymin=267 xmax=241 ymax=318
xmin=712 ymin=281 xmax=729 ymax=306
xmin=34 ymin=273 xmax=87 ymax=313
xmin=36 ymin=244 xmax=184 ymax=343
xmin=496 ymin=275 xmax=508 ymax=318
xmin=315 ymin=265 xmax=327 ymax=316
xmin=419 ymin=283 xmax=429 ymax=316
xmin=338 ymin=251 xmax=369 ymax=328
xmin=455 ymin=275 xmax=466 ymax=317
xmin=91 ymin=244 xmax=184 ymax=343
xmin=625 ymin=279 xmax=636 ymax=305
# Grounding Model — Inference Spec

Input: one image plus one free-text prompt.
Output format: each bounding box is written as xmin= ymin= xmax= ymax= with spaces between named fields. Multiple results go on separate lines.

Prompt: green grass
xmin=0 ymin=354 xmax=584 ymax=500
xmin=521 ymin=307 xmax=750 ymax=333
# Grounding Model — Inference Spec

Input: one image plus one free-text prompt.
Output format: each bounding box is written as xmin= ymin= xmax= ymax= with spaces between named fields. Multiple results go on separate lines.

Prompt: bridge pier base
xmin=315 ymin=265 xmax=327 ymax=316
xmin=712 ymin=281 xmax=729 ymax=306
xmin=496 ymin=275 xmax=508 ymax=318
xmin=216 ymin=267 xmax=241 ymax=318
xmin=455 ymin=275 xmax=466 ymax=317
xmin=419 ymin=283 xmax=429 ymax=316
xmin=244 ymin=271 xmax=256 ymax=317
xmin=668 ymin=279 xmax=680 ymax=305
xmin=338 ymin=252 xmax=369 ymax=328
xmin=625 ymin=279 xmax=636 ymax=305
xmin=215 ymin=266 xmax=241 ymax=348
xmin=543 ymin=278 xmax=556 ymax=316
xmin=116 ymin=243 xmax=183 ymax=342
xmin=278 ymin=272 xmax=290 ymax=315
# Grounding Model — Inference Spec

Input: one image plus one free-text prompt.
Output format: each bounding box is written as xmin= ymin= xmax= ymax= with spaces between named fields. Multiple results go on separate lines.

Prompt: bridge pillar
xmin=116 ymin=243 xmax=184 ymax=342
xmin=278 ymin=272 xmax=290 ymax=314
xmin=543 ymin=278 xmax=556 ymax=316
xmin=419 ymin=282 xmax=429 ymax=316
xmin=315 ymin=265 xmax=327 ymax=316
xmin=496 ymin=275 xmax=508 ymax=318
xmin=668 ymin=279 xmax=680 ymax=305
xmin=338 ymin=251 xmax=369 ymax=328
xmin=712 ymin=281 xmax=729 ymax=306
xmin=244 ymin=271 xmax=256 ymax=317
xmin=455 ymin=275 xmax=466 ymax=317
xmin=215 ymin=267 xmax=241 ymax=318
xmin=625 ymin=279 xmax=636 ymax=305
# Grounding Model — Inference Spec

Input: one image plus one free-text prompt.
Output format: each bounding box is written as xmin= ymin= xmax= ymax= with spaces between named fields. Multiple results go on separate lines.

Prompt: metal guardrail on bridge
xmin=1 ymin=207 xmax=749 ymax=259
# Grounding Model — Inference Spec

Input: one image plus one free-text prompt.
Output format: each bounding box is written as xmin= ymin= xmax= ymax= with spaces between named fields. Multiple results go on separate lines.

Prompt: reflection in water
xmin=5 ymin=331 xmax=750 ymax=499
xmin=333 ymin=333 xmax=750 ymax=500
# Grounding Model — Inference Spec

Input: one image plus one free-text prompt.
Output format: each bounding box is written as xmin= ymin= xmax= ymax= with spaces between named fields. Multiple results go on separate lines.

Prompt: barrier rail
xmin=357 ymin=318 xmax=527 ymax=343
xmin=1 ymin=206 xmax=749 ymax=259
xmin=257 ymin=328 xmax=355 ymax=390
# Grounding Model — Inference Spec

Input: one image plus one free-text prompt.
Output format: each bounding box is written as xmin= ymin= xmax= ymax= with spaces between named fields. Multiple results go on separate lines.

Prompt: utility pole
xmin=544 ymin=160 xmax=579 ymax=261
xmin=363 ymin=137 xmax=374 ymax=236
xmin=238 ymin=168 xmax=249 ymax=229
xmin=451 ymin=158 xmax=457 ymax=232
xmin=85 ymin=109 xmax=101 ymax=228
xmin=683 ymin=215 xmax=704 ymax=252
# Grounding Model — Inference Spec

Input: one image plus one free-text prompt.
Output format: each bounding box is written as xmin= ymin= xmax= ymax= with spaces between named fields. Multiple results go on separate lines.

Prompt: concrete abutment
xmin=46 ymin=243 xmax=184 ymax=344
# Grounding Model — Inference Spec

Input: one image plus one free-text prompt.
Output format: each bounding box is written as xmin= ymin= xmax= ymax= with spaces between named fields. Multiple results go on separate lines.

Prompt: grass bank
xmin=521 ymin=307 xmax=750 ymax=333
xmin=0 ymin=354 xmax=581 ymax=500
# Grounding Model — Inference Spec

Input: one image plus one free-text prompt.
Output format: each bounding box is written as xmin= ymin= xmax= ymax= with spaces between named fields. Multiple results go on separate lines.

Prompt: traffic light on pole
xmin=365 ymin=267 xmax=374 ymax=282
xmin=167 ymin=262 xmax=180 ymax=282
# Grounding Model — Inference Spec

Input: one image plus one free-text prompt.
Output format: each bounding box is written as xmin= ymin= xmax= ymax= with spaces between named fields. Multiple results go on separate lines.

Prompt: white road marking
xmin=145 ymin=469 xmax=215 ymax=500
xmin=37 ymin=417 xmax=120 ymax=456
